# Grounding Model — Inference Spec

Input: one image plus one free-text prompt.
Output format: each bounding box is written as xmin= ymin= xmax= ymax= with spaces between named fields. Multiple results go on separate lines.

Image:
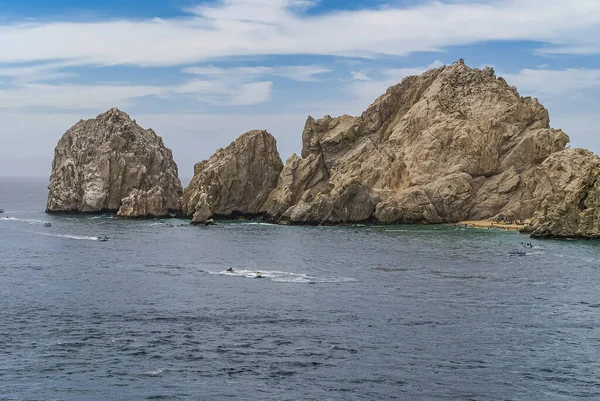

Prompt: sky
xmin=0 ymin=0 xmax=599 ymax=179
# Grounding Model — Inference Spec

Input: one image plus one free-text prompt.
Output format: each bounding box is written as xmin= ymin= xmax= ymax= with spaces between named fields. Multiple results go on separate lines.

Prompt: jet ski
xmin=44 ymin=222 xmax=52 ymax=227
xmin=97 ymin=235 xmax=109 ymax=242
xmin=255 ymin=272 xmax=263 ymax=279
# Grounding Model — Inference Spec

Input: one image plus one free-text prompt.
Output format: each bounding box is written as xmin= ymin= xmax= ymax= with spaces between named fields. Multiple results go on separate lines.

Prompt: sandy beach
xmin=457 ymin=220 xmax=531 ymax=231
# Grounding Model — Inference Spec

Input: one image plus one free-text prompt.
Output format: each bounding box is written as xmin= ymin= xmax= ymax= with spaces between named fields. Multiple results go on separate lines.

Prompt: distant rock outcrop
xmin=46 ymin=108 xmax=182 ymax=217
xmin=262 ymin=60 xmax=569 ymax=224
xmin=181 ymin=130 xmax=283 ymax=224
xmin=522 ymin=149 xmax=600 ymax=239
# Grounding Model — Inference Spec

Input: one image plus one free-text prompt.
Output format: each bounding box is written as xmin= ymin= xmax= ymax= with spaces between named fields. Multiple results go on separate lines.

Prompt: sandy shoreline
xmin=457 ymin=220 xmax=530 ymax=231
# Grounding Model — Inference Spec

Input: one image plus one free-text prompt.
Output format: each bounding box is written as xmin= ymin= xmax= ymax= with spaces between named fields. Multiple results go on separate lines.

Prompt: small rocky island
xmin=46 ymin=61 xmax=600 ymax=239
xmin=46 ymin=108 xmax=182 ymax=217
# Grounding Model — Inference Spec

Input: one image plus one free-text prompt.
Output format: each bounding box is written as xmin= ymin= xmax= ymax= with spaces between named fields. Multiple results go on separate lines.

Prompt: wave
xmin=238 ymin=222 xmax=277 ymax=226
xmin=143 ymin=369 xmax=164 ymax=376
xmin=1 ymin=216 xmax=46 ymax=224
xmin=36 ymin=232 xmax=100 ymax=241
xmin=209 ymin=269 xmax=355 ymax=284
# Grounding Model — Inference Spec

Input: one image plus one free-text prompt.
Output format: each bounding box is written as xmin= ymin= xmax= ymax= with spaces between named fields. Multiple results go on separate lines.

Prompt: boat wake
xmin=1 ymin=216 xmax=46 ymax=224
xmin=35 ymin=232 xmax=101 ymax=241
xmin=210 ymin=269 xmax=355 ymax=284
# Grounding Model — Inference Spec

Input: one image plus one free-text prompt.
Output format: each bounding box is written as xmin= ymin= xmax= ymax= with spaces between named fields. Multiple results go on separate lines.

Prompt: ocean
xmin=1 ymin=177 xmax=599 ymax=400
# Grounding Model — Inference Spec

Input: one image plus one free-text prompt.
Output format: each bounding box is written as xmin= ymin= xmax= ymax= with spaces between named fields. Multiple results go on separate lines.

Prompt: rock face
xmin=262 ymin=60 xmax=569 ymax=224
xmin=522 ymin=149 xmax=600 ymax=239
xmin=181 ymin=130 xmax=283 ymax=224
xmin=46 ymin=108 xmax=182 ymax=217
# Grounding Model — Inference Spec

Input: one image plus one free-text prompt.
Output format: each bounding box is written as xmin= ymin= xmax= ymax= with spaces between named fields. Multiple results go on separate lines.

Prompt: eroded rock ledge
xmin=46 ymin=108 xmax=182 ymax=217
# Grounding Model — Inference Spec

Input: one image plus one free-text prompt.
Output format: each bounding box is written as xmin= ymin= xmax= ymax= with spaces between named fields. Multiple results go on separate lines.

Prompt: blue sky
xmin=0 ymin=0 xmax=599 ymax=177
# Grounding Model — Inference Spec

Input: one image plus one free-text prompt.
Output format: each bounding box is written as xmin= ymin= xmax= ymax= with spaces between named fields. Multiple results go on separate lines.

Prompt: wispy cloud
xmin=182 ymin=64 xmax=330 ymax=82
xmin=0 ymin=0 xmax=598 ymax=67
xmin=0 ymin=78 xmax=274 ymax=110
xmin=501 ymin=67 xmax=600 ymax=96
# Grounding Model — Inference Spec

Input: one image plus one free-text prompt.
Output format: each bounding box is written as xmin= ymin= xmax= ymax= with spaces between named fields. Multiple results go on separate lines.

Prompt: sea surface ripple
xmin=1 ymin=177 xmax=600 ymax=400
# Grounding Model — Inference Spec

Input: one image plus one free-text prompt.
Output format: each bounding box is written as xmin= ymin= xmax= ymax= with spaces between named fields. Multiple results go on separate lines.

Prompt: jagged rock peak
xmin=46 ymin=108 xmax=183 ymax=217
xmin=181 ymin=130 xmax=283 ymax=224
xmin=263 ymin=59 xmax=569 ymax=225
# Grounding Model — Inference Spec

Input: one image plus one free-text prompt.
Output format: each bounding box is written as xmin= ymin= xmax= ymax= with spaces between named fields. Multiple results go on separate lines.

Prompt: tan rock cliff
xmin=523 ymin=148 xmax=600 ymax=239
xmin=181 ymin=130 xmax=283 ymax=224
xmin=46 ymin=108 xmax=182 ymax=217
xmin=262 ymin=60 xmax=569 ymax=224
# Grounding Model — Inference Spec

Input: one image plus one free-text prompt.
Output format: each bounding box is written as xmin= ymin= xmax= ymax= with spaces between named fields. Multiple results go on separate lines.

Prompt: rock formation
xmin=261 ymin=59 xmax=569 ymax=225
xmin=522 ymin=149 xmax=600 ymax=239
xmin=181 ymin=130 xmax=283 ymax=224
xmin=46 ymin=108 xmax=182 ymax=217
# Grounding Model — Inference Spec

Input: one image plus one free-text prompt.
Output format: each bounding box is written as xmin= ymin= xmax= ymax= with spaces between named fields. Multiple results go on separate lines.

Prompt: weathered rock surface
xmin=46 ymin=108 xmax=182 ymax=217
xmin=262 ymin=60 xmax=569 ymax=224
xmin=522 ymin=149 xmax=600 ymax=239
xmin=181 ymin=130 xmax=283 ymax=224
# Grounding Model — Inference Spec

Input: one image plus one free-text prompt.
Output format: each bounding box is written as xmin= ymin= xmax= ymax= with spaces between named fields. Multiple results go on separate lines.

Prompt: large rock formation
xmin=262 ymin=60 xmax=569 ymax=224
xmin=46 ymin=108 xmax=182 ymax=217
xmin=181 ymin=130 xmax=283 ymax=224
xmin=522 ymin=149 xmax=600 ymax=239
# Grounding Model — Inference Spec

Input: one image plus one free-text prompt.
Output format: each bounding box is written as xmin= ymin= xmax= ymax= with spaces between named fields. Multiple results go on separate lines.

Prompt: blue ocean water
xmin=1 ymin=177 xmax=600 ymax=401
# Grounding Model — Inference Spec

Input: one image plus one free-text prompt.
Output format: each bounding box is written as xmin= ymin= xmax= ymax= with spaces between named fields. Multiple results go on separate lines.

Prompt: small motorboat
xmin=97 ymin=235 xmax=109 ymax=242
xmin=44 ymin=222 xmax=52 ymax=227
xmin=509 ymin=250 xmax=526 ymax=256
xmin=100 ymin=213 xmax=113 ymax=219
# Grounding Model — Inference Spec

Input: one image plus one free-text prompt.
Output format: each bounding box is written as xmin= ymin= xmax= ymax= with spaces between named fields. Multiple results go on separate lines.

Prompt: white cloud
xmin=0 ymin=83 xmax=165 ymax=110
xmin=230 ymin=81 xmax=272 ymax=105
xmin=182 ymin=64 xmax=330 ymax=82
xmin=0 ymin=75 xmax=274 ymax=110
xmin=351 ymin=71 xmax=372 ymax=81
xmin=501 ymin=68 xmax=600 ymax=96
xmin=0 ymin=0 xmax=598 ymax=67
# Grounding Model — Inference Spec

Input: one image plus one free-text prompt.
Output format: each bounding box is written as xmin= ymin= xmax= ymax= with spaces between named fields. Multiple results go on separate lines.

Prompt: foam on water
xmin=1 ymin=216 xmax=46 ymax=224
xmin=210 ymin=268 xmax=355 ymax=284
xmin=35 ymin=232 xmax=100 ymax=241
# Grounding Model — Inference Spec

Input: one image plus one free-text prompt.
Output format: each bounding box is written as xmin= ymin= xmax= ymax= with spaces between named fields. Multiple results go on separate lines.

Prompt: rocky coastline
xmin=45 ymin=60 xmax=600 ymax=239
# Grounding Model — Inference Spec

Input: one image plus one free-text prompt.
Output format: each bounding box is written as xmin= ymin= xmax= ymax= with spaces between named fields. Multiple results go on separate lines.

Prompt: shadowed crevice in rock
xmin=46 ymin=108 xmax=183 ymax=217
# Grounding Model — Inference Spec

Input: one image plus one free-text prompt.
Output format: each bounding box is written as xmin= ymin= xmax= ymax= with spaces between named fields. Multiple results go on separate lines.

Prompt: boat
xmin=509 ymin=250 xmax=526 ymax=256
xmin=0 ymin=209 xmax=4 ymax=213
xmin=255 ymin=272 xmax=263 ymax=278
xmin=44 ymin=222 xmax=52 ymax=227
xmin=100 ymin=213 xmax=113 ymax=219
xmin=97 ymin=235 xmax=109 ymax=242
